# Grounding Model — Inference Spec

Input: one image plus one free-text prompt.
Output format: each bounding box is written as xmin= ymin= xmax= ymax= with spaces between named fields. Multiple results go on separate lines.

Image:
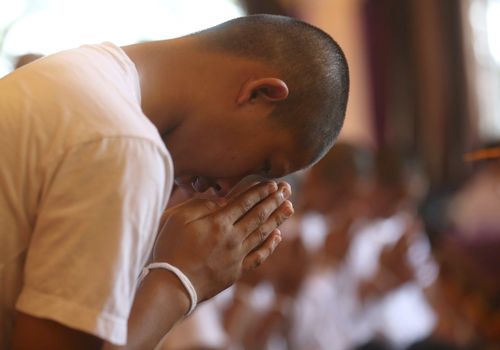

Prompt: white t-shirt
xmin=0 ymin=42 xmax=173 ymax=347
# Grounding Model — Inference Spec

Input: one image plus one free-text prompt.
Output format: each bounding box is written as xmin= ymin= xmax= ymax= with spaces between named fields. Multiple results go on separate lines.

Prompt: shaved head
xmin=194 ymin=14 xmax=349 ymax=163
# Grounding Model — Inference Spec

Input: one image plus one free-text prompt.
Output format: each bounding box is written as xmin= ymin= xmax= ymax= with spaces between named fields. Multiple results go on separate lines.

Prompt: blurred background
xmin=1 ymin=0 xmax=499 ymax=349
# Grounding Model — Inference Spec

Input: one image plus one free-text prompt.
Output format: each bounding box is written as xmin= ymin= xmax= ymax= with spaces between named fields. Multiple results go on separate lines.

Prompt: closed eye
xmin=261 ymin=159 xmax=272 ymax=178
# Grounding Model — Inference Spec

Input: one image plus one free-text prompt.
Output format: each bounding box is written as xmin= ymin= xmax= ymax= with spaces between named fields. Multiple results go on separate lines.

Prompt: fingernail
xmin=273 ymin=234 xmax=282 ymax=247
xmin=281 ymin=186 xmax=290 ymax=199
xmin=267 ymin=181 xmax=278 ymax=192
xmin=277 ymin=190 xmax=285 ymax=201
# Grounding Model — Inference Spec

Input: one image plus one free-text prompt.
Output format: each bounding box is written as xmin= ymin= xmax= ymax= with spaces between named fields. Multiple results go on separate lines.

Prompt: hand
xmin=152 ymin=181 xmax=293 ymax=302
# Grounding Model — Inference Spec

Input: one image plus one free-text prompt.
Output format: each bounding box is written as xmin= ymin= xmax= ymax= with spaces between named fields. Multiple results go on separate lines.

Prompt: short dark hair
xmin=196 ymin=14 xmax=350 ymax=162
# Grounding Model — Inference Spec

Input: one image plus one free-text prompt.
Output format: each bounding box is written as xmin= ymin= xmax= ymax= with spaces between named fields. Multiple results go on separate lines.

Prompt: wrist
xmin=140 ymin=262 xmax=198 ymax=316
xmin=142 ymin=268 xmax=191 ymax=317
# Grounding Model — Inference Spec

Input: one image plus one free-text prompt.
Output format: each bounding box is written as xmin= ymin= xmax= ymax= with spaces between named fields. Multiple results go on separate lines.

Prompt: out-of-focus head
xmin=14 ymin=53 xmax=43 ymax=69
xmin=174 ymin=15 xmax=349 ymax=196
xmin=367 ymin=148 xmax=408 ymax=217
xmin=300 ymin=142 xmax=372 ymax=214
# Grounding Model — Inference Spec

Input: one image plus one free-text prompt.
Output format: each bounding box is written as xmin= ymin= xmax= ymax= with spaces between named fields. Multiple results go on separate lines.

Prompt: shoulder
xmin=52 ymin=135 xmax=173 ymax=186
xmin=2 ymin=42 xmax=166 ymax=161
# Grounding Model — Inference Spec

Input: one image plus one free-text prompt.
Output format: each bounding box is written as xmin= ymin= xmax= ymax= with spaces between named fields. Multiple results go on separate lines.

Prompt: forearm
xmin=12 ymin=268 xmax=192 ymax=350
xmin=105 ymin=268 xmax=190 ymax=350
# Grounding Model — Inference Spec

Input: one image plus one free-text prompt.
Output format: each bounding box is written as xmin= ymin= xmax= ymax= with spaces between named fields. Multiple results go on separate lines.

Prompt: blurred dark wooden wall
xmin=363 ymin=0 xmax=477 ymax=189
xmin=238 ymin=0 xmax=289 ymax=16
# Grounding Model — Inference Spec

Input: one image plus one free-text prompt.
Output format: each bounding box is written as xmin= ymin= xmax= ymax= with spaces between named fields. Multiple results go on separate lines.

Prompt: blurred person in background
xmin=422 ymin=145 xmax=500 ymax=350
xmin=296 ymin=142 xmax=372 ymax=255
xmin=344 ymin=148 xmax=438 ymax=349
xmin=13 ymin=53 xmax=43 ymax=69
xmin=448 ymin=144 xmax=500 ymax=239
xmin=286 ymin=142 xmax=375 ymax=350
xmin=288 ymin=146 xmax=437 ymax=350
xmin=221 ymin=230 xmax=309 ymax=350
xmin=157 ymin=288 xmax=232 ymax=350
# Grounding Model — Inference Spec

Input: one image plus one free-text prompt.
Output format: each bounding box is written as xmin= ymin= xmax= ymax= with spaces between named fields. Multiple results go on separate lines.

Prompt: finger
xmin=225 ymin=175 xmax=268 ymax=200
xmin=235 ymin=183 xmax=291 ymax=236
xmin=242 ymin=200 xmax=293 ymax=253
xmin=276 ymin=180 xmax=291 ymax=194
xmin=167 ymin=197 xmax=221 ymax=225
xmin=215 ymin=181 xmax=278 ymax=224
xmin=242 ymin=229 xmax=282 ymax=271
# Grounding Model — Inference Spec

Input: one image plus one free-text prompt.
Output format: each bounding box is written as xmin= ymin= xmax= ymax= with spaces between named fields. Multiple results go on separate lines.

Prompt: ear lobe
xmin=237 ymin=78 xmax=289 ymax=105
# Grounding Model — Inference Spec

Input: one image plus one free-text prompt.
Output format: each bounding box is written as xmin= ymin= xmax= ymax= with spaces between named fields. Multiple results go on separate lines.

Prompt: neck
xmin=122 ymin=38 xmax=195 ymax=138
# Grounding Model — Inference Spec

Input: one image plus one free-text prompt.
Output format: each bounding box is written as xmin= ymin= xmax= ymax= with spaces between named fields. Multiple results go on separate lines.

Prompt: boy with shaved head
xmin=0 ymin=14 xmax=348 ymax=349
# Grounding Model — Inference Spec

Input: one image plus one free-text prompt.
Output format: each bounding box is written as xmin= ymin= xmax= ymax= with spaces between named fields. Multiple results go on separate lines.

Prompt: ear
xmin=236 ymin=78 xmax=289 ymax=105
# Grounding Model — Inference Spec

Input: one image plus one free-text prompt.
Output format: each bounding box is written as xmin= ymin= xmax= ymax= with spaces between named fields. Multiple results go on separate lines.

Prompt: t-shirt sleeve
xmin=15 ymin=137 xmax=172 ymax=345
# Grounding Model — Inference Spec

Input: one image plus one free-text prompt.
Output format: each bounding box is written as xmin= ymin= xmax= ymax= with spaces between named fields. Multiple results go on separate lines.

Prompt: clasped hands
xmin=153 ymin=180 xmax=293 ymax=303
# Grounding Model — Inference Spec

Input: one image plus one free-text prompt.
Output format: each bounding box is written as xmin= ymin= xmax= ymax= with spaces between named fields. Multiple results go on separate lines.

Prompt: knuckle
xmin=275 ymin=214 xmax=285 ymax=227
xmin=203 ymin=200 xmax=218 ymax=211
xmin=225 ymin=235 xmax=240 ymax=249
xmin=259 ymin=187 xmax=270 ymax=200
xmin=260 ymin=182 xmax=276 ymax=197
xmin=240 ymin=198 xmax=254 ymax=212
xmin=276 ymin=210 xmax=290 ymax=226
xmin=257 ymin=208 xmax=268 ymax=224
xmin=278 ymin=203 xmax=293 ymax=222
xmin=242 ymin=260 xmax=252 ymax=273
xmin=253 ymin=252 xmax=265 ymax=268
xmin=274 ymin=190 xmax=285 ymax=204
xmin=257 ymin=225 xmax=268 ymax=242
xmin=210 ymin=217 xmax=226 ymax=232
